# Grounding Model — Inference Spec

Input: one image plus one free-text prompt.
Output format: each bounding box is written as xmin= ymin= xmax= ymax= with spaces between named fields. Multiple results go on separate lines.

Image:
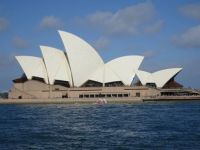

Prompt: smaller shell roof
xmin=40 ymin=46 xmax=73 ymax=86
xmin=106 ymin=55 xmax=144 ymax=86
xmin=16 ymin=56 xmax=49 ymax=84
xmin=136 ymin=68 xmax=183 ymax=88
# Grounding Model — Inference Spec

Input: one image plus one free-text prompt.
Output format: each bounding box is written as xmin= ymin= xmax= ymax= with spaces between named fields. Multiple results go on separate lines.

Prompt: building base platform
xmin=1 ymin=96 xmax=200 ymax=105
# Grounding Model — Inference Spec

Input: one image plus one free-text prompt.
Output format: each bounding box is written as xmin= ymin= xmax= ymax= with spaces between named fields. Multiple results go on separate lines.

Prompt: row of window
xmin=161 ymin=92 xmax=199 ymax=96
xmin=79 ymin=93 xmax=129 ymax=98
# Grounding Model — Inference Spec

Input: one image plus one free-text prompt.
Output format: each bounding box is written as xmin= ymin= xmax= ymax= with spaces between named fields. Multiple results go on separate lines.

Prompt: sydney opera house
xmin=8 ymin=31 xmax=199 ymax=99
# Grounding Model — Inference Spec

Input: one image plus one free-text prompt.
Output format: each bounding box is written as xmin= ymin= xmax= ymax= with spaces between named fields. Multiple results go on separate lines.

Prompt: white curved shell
xmin=16 ymin=56 xmax=49 ymax=84
xmin=136 ymin=68 xmax=182 ymax=88
xmin=40 ymin=46 xmax=72 ymax=85
xmin=153 ymin=68 xmax=182 ymax=88
xmin=88 ymin=65 xmax=104 ymax=83
xmin=88 ymin=55 xmax=144 ymax=85
xmin=58 ymin=30 xmax=104 ymax=87
xmin=88 ymin=65 xmax=121 ymax=84
xmin=106 ymin=56 xmax=144 ymax=86
xmin=136 ymin=70 xmax=154 ymax=85
xmin=104 ymin=66 xmax=122 ymax=83
xmin=14 ymin=30 xmax=183 ymax=89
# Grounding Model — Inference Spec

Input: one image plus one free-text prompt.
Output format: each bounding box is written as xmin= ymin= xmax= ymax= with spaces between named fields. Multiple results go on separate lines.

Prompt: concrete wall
xmin=9 ymin=80 xmax=160 ymax=99
xmin=67 ymin=86 xmax=159 ymax=98
xmin=9 ymin=80 xmax=66 ymax=99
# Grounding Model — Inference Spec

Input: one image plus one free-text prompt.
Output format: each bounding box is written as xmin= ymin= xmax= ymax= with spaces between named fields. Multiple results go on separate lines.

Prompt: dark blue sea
xmin=0 ymin=101 xmax=200 ymax=150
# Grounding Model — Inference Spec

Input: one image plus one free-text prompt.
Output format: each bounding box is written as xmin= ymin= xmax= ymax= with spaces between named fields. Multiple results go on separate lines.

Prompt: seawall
xmin=143 ymin=96 xmax=200 ymax=101
xmin=0 ymin=97 xmax=142 ymax=105
xmin=1 ymin=96 xmax=200 ymax=105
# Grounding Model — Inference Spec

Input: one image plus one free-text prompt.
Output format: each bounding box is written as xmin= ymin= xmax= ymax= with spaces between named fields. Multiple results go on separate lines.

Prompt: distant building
xmin=10 ymin=31 xmax=193 ymax=99
xmin=0 ymin=92 xmax=8 ymax=99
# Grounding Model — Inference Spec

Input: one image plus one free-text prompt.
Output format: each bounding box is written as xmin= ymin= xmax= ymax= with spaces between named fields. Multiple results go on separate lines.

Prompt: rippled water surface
xmin=0 ymin=101 xmax=200 ymax=149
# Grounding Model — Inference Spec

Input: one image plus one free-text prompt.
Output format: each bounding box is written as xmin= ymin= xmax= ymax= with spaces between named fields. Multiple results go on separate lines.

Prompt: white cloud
xmin=144 ymin=20 xmax=164 ymax=33
xmin=179 ymin=3 xmax=200 ymax=20
xmin=173 ymin=25 xmax=200 ymax=48
xmin=92 ymin=37 xmax=110 ymax=51
xmin=80 ymin=1 xmax=162 ymax=36
xmin=13 ymin=37 xmax=29 ymax=49
xmin=40 ymin=16 xmax=64 ymax=29
xmin=0 ymin=17 xmax=8 ymax=32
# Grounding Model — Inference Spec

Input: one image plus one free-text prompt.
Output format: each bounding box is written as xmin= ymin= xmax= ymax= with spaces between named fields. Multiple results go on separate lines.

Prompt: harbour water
xmin=0 ymin=101 xmax=200 ymax=149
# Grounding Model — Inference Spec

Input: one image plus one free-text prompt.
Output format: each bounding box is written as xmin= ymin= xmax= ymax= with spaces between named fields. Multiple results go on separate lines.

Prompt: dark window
xmin=18 ymin=96 xmax=22 ymax=99
xmin=136 ymin=92 xmax=140 ymax=97
xmin=54 ymin=80 xmax=70 ymax=87
xmin=107 ymin=94 xmax=111 ymax=97
xmin=99 ymin=94 xmax=105 ymax=98
xmin=82 ymin=80 xmax=103 ymax=87
xmin=112 ymin=94 xmax=117 ymax=97
xmin=105 ymin=81 xmax=124 ymax=87
xmin=146 ymin=83 xmax=156 ymax=88
xmin=118 ymin=94 xmax=123 ymax=97
xmin=90 ymin=94 xmax=94 ymax=98
xmin=79 ymin=95 xmax=83 ymax=98
xmin=62 ymin=94 xmax=68 ymax=98
xmin=84 ymin=95 xmax=89 ymax=98
xmin=32 ymin=76 xmax=45 ymax=83
xmin=124 ymin=94 xmax=129 ymax=97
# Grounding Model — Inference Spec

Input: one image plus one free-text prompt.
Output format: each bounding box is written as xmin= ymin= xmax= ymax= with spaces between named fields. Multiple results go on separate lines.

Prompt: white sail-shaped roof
xmin=136 ymin=70 xmax=154 ymax=85
xmin=16 ymin=56 xmax=49 ymax=83
xmin=106 ymin=56 xmax=144 ymax=86
xmin=153 ymin=68 xmax=182 ymax=88
xmin=136 ymin=68 xmax=182 ymax=88
xmin=104 ymin=66 xmax=122 ymax=83
xmin=14 ymin=30 xmax=184 ymax=88
xmin=40 ymin=46 xmax=72 ymax=85
xmin=88 ymin=56 xmax=143 ymax=85
xmin=88 ymin=65 xmax=104 ymax=83
xmin=58 ymin=30 xmax=104 ymax=87
xmin=88 ymin=65 xmax=121 ymax=84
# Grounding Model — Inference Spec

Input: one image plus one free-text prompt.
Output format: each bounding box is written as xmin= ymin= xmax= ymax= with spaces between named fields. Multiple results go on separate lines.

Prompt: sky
xmin=0 ymin=0 xmax=200 ymax=91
